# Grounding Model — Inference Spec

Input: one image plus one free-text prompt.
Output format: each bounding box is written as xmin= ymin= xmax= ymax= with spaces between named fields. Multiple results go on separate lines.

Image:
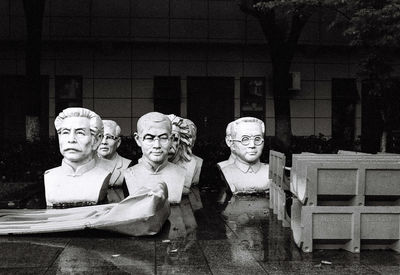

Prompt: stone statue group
xmin=45 ymin=107 xmax=270 ymax=211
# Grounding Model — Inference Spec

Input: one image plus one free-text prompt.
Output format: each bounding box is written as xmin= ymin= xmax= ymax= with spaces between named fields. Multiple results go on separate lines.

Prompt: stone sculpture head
xmin=228 ymin=117 xmax=265 ymax=164
xmin=55 ymin=107 xmax=103 ymax=169
xmin=167 ymin=114 xmax=192 ymax=163
xmin=97 ymin=120 xmax=122 ymax=160
xmin=135 ymin=112 xmax=172 ymax=167
xmin=185 ymin=118 xmax=197 ymax=150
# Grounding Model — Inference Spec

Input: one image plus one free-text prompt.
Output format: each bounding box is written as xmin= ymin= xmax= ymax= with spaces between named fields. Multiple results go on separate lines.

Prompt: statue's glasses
xmin=232 ymin=135 xmax=264 ymax=146
xmin=104 ymin=135 xmax=119 ymax=141
xmin=141 ymin=134 xmax=170 ymax=146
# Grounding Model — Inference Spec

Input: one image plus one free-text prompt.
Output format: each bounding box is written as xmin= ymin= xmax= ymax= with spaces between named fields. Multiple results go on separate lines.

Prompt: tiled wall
xmin=0 ymin=0 xmax=377 ymax=138
xmin=0 ymin=42 xmax=364 ymax=137
xmin=0 ymin=0 xmax=346 ymax=45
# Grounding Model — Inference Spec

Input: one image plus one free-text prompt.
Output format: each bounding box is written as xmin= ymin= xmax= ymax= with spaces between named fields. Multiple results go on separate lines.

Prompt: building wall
xmin=0 ymin=0 xmax=346 ymax=45
xmin=2 ymin=0 xmax=398 ymax=139
xmin=0 ymin=43 xmax=364 ymax=137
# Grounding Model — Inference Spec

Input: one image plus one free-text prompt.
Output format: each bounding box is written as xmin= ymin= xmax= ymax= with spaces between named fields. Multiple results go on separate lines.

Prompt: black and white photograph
xmin=0 ymin=1 xmax=399 ymax=274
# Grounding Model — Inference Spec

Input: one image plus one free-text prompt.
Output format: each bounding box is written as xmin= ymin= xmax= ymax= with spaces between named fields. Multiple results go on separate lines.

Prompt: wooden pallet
xmin=291 ymin=198 xmax=400 ymax=253
xmin=291 ymin=154 xmax=400 ymax=206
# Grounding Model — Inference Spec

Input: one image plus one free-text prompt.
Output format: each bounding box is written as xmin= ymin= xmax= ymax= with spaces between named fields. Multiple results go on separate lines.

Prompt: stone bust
xmin=220 ymin=117 xmax=270 ymax=194
xmin=167 ymin=114 xmax=199 ymax=194
xmin=217 ymin=121 xmax=236 ymax=170
xmin=97 ymin=120 xmax=132 ymax=202
xmin=44 ymin=107 xmax=111 ymax=208
xmin=185 ymin=118 xmax=203 ymax=186
xmin=124 ymin=112 xmax=185 ymax=204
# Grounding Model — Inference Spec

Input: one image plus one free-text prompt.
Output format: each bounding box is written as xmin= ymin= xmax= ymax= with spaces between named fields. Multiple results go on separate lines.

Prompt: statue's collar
xmin=139 ymin=157 xmax=168 ymax=174
xmin=234 ymin=158 xmax=261 ymax=173
xmin=61 ymin=158 xmax=96 ymax=176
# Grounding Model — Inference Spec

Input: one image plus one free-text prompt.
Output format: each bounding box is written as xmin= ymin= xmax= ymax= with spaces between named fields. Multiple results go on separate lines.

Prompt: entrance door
xmin=361 ymin=80 xmax=400 ymax=153
xmin=0 ymin=76 xmax=27 ymax=142
xmin=187 ymin=77 xmax=234 ymax=143
xmin=0 ymin=75 xmax=49 ymax=144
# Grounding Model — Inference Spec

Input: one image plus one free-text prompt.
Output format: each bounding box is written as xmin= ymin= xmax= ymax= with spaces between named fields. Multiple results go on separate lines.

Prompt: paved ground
xmin=0 ymin=193 xmax=398 ymax=274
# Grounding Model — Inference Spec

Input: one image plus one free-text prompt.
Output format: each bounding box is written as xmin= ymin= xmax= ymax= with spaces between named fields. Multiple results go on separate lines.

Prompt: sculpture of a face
xmin=135 ymin=120 xmax=172 ymax=166
xmin=231 ymin=122 xmax=264 ymax=164
xmin=185 ymin=119 xmax=197 ymax=149
xmin=98 ymin=123 xmax=121 ymax=159
xmin=168 ymin=124 xmax=180 ymax=161
xmin=58 ymin=116 xmax=96 ymax=165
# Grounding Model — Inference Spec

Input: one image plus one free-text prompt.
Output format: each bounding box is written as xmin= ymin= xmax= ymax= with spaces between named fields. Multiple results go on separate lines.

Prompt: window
xmin=332 ymin=78 xmax=358 ymax=149
xmin=153 ymin=76 xmax=181 ymax=116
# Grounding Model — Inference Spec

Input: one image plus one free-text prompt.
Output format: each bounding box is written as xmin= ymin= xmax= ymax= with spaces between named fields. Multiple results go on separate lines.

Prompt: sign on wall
xmin=55 ymin=76 xmax=83 ymax=115
xmin=240 ymin=77 xmax=266 ymax=121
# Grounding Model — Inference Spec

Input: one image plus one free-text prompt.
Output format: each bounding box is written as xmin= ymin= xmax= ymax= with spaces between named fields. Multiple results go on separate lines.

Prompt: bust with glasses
xmin=217 ymin=121 xmax=237 ymax=170
xmin=97 ymin=120 xmax=132 ymax=202
xmin=124 ymin=112 xmax=185 ymax=204
xmin=220 ymin=117 xmax=270 ymax=195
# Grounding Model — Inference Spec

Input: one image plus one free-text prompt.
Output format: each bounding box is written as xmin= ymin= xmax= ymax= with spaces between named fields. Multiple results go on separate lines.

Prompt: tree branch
xmin=237 ymin=0 xmax=261 ymax=18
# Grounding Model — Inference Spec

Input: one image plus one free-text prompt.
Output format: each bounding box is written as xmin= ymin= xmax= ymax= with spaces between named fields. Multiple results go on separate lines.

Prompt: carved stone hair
xmin=103 ymin=120 xmax=121 ymax=137
xmin=136 ymin=112 xmax=172 ymax=135
xmin=55 ymin=107 xmax=103 ymax=136
xmin=184 ymin=118 xmax=197 ymax=149
xmin=168 ymin=114 xmax=192 ymax=162
xmin=231 ymin=117 xmax=265 ymax=138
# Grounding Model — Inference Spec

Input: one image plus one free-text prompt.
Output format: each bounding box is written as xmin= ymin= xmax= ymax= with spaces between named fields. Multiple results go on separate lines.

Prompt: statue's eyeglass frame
xmin=232 ymin=135 xmax=264 ymax=146
xmin=141 ymin=134 xmax=170 ymax=145
xmin=103 ymin=135 xmax=119 ymax=141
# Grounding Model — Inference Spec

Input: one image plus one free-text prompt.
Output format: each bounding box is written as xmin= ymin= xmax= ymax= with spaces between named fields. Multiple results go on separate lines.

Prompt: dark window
xmin=154 ymin=76 xmax=181 ymax=116
xmin=332 ymin=78 xmax=358 ymax=149
xmin=187 ymin=77 xmax=234 ymax=142
xmin=362 ymin=79 xmax=400 ymax=153
xmin=0 ymin=75 xmax=48 ymax=143
xmin=55 ymin=76 xmax=83 ymax=116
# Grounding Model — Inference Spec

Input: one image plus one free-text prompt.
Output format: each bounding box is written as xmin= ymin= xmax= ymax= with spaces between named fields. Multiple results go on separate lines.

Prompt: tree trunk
xmin=380 ymin=130 xmax=387 ymax=152
xmin=271 ymin=59 xmax=292 ymax=154
xmin=23 ymin=0 xmax=46 ymax=141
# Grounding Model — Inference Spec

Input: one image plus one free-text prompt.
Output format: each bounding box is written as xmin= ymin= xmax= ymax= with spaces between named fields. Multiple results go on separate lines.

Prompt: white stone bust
xmin=185 ymin=118 xmax=203 ymax=185
xmin=97 ymin=120 xmax=132 ymax=202
xmin=124 ymin=112 xmax=185 ymax=204
xmin=218 ymin=121 xmax=236 ymax=170
xmin=167 ymin=115 xmax=199 ymax=194
xmin=220 ymin=117 xmax=270 ymax=194
xmin=44 ymin=107 xmax=111 ymax=208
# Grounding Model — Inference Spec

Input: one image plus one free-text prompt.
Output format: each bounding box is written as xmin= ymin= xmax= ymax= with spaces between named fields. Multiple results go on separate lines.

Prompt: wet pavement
xmin=0 ymin=191 xmax=398 ymax=274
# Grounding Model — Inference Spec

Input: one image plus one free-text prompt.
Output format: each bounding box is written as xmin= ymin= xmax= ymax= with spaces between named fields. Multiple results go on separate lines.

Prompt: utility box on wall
xmin=240 ymin=77 xmax=266 ymax=120
xmin=289 ymin=72 xmax=301 ymax=90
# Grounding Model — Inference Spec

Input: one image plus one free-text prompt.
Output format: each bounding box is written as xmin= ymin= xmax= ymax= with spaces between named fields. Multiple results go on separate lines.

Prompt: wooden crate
xmin=268 ymin=150 xmax=286 ymax=187
xmin=291 ymin=198 xmax=400 ymax=253
xmin=291 ymin=154 xmax=400 ymax=206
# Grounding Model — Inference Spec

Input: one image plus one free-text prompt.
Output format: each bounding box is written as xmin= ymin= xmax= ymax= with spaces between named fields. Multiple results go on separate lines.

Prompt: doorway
xmin=187 ymin=77 xmax=234 ymax=144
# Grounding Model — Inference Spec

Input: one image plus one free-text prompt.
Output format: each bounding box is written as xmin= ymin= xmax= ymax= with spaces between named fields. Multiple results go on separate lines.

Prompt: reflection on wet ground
xmin=0 ymin=188 xmax=399 ymax=274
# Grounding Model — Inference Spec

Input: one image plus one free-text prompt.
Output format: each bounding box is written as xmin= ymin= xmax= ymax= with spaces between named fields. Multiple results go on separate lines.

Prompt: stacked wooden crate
xmin=290 ymin=152 xmax=400 ymax=253
xmin=268 ymin=150 xmax=291 ymax=227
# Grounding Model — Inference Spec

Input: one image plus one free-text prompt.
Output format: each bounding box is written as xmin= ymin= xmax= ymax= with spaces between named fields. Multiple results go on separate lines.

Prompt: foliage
xmin=337 ymin=0 xmax=400 ymax=151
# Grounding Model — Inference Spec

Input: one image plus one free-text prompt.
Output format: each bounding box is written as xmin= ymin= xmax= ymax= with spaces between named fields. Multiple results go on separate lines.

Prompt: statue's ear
xmin=225 ymin=136 xmax=233 ymax=148
xmin=134 ymin=133 xmax=142 ymax=147
xmin=116 ymin=137 xmax=122 ymax=148
xmin=92 ymin=133 xmax=103 ymax=150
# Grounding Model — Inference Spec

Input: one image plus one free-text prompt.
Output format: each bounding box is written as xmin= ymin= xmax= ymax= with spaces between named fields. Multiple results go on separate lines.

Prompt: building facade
xmin=1 ymin=0 xmax=399 ymax=148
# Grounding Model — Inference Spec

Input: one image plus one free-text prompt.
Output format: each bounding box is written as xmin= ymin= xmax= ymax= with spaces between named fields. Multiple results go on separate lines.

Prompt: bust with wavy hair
xmin=167 ymin=114 xmax=199 ymax=194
